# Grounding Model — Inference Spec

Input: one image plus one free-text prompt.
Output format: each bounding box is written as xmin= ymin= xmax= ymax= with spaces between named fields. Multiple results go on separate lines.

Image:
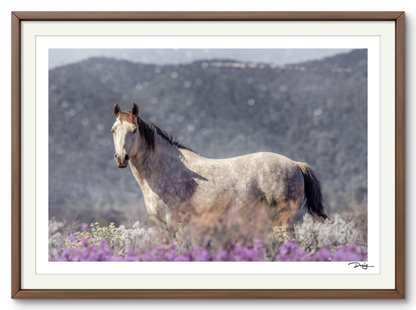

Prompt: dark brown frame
xmin=11 ymin=11 xmax=405 ymax=299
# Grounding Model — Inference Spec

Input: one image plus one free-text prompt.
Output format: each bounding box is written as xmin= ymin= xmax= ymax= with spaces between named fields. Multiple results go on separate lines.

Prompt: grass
xmin=49 ymin=203 xmax=368 ymax=262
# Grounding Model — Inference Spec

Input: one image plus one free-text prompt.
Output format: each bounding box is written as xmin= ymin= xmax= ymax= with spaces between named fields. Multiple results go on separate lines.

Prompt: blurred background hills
xmin=48 ymin=49 xmax=367 ymax=226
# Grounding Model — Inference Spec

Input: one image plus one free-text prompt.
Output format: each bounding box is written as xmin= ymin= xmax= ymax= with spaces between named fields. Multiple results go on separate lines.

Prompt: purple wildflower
xmin=332 ymin=243 xmax=367 ymax=261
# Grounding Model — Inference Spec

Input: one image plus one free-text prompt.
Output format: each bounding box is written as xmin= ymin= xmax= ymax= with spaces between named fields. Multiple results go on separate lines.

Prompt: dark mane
xmin=120 ymin=110 xmax=195 ymax=153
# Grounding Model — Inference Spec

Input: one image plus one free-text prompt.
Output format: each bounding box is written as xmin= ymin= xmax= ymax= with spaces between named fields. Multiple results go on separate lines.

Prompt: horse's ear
xmin=131 ymin=103 xmax=139 ymax=117
xmin=113 ymin=103 xmax=121 ymax=118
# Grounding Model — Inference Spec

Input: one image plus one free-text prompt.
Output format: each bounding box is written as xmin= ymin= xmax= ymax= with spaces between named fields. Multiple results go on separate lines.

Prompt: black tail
xmin=296 ymin=162 xmax=328 ymax=221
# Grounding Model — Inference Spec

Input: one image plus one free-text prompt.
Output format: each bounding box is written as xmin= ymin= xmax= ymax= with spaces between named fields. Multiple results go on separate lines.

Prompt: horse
xmin=111 ymin=103 xmax=328 ymax=233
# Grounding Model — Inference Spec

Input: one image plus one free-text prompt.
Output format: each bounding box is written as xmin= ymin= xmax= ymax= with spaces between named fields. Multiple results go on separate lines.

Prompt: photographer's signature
xmin=348 ymin=262 xmax=374 ymax=270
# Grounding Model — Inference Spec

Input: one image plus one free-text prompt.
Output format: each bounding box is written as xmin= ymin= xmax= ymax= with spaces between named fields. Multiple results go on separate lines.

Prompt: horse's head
xmin=112 ymin=103 xmax=139 ymax=168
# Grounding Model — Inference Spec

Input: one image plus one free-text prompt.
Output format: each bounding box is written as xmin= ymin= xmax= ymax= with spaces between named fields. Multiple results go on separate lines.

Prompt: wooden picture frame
xmin=11 ymin=11 xmax=405 ymax=299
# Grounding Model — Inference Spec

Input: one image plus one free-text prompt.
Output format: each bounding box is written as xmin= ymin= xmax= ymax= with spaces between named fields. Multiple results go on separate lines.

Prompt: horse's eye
xmin=111 ymin=129 xmax=115 ymax=133
xmin=132 ymin=128 xmax=137 ymax=134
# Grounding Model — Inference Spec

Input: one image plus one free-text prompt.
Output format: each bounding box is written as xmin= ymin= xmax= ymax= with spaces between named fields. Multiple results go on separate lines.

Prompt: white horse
xmin=112 ymin=103 xmax=327 ymax=232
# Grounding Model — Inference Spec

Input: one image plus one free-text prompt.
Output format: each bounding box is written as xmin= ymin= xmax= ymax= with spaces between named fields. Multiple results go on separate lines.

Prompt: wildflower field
xmin=49 ymin=207 xmax=367 ymax=262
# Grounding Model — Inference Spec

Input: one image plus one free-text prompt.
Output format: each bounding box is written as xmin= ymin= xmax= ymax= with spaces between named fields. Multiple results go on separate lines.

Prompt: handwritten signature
xmin=348 ymin=262 xmax=374 ymax=270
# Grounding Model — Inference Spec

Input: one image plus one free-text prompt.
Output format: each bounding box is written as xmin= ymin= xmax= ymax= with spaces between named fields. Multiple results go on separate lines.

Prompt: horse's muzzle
xmin=115 ymin=153 xmax=129 ymax=168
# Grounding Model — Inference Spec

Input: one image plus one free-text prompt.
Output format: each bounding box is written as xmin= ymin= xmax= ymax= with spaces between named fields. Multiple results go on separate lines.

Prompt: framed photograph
xmin=11 ymin=11 xmax=405 ymax=299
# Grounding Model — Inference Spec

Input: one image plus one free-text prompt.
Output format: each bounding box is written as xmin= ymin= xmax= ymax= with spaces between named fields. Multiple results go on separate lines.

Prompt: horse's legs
xmin=165 ymin=212 xmax=179 ymax=234
xmin=273 ymin=199 xmax=302 ymax=235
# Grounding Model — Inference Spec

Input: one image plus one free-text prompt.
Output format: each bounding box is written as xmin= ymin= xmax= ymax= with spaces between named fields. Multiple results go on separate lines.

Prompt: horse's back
xmin=232 ymin=152 xmax=299 ymax=175
xmin=189 ymin=151 xmax=303 ymax=196
xmin=231 ymin=152 xmax=303 ymax=197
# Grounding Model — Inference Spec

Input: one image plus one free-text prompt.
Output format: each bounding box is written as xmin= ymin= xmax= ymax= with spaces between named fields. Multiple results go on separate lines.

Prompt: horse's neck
xmin=129 ymin=133 xmax=192 ymax=185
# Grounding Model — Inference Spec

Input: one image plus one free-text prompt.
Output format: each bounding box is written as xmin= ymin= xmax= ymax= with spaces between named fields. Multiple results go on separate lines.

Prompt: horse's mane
xmin=121 ymin=110 xmax=195 ymax=153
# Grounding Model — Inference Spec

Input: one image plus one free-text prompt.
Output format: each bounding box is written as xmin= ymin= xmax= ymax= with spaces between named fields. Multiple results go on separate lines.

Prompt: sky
xmin=49 ymin=49 xmax=351 ymax=69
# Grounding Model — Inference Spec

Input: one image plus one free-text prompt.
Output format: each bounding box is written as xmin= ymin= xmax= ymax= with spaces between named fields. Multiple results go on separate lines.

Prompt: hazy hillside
xmin=49 ymin=50 xmax=367 ymax=225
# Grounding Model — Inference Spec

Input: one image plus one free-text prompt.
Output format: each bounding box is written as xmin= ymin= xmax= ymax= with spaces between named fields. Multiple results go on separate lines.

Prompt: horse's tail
xmin=296 ymin=162 xmax=328 ymax=221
